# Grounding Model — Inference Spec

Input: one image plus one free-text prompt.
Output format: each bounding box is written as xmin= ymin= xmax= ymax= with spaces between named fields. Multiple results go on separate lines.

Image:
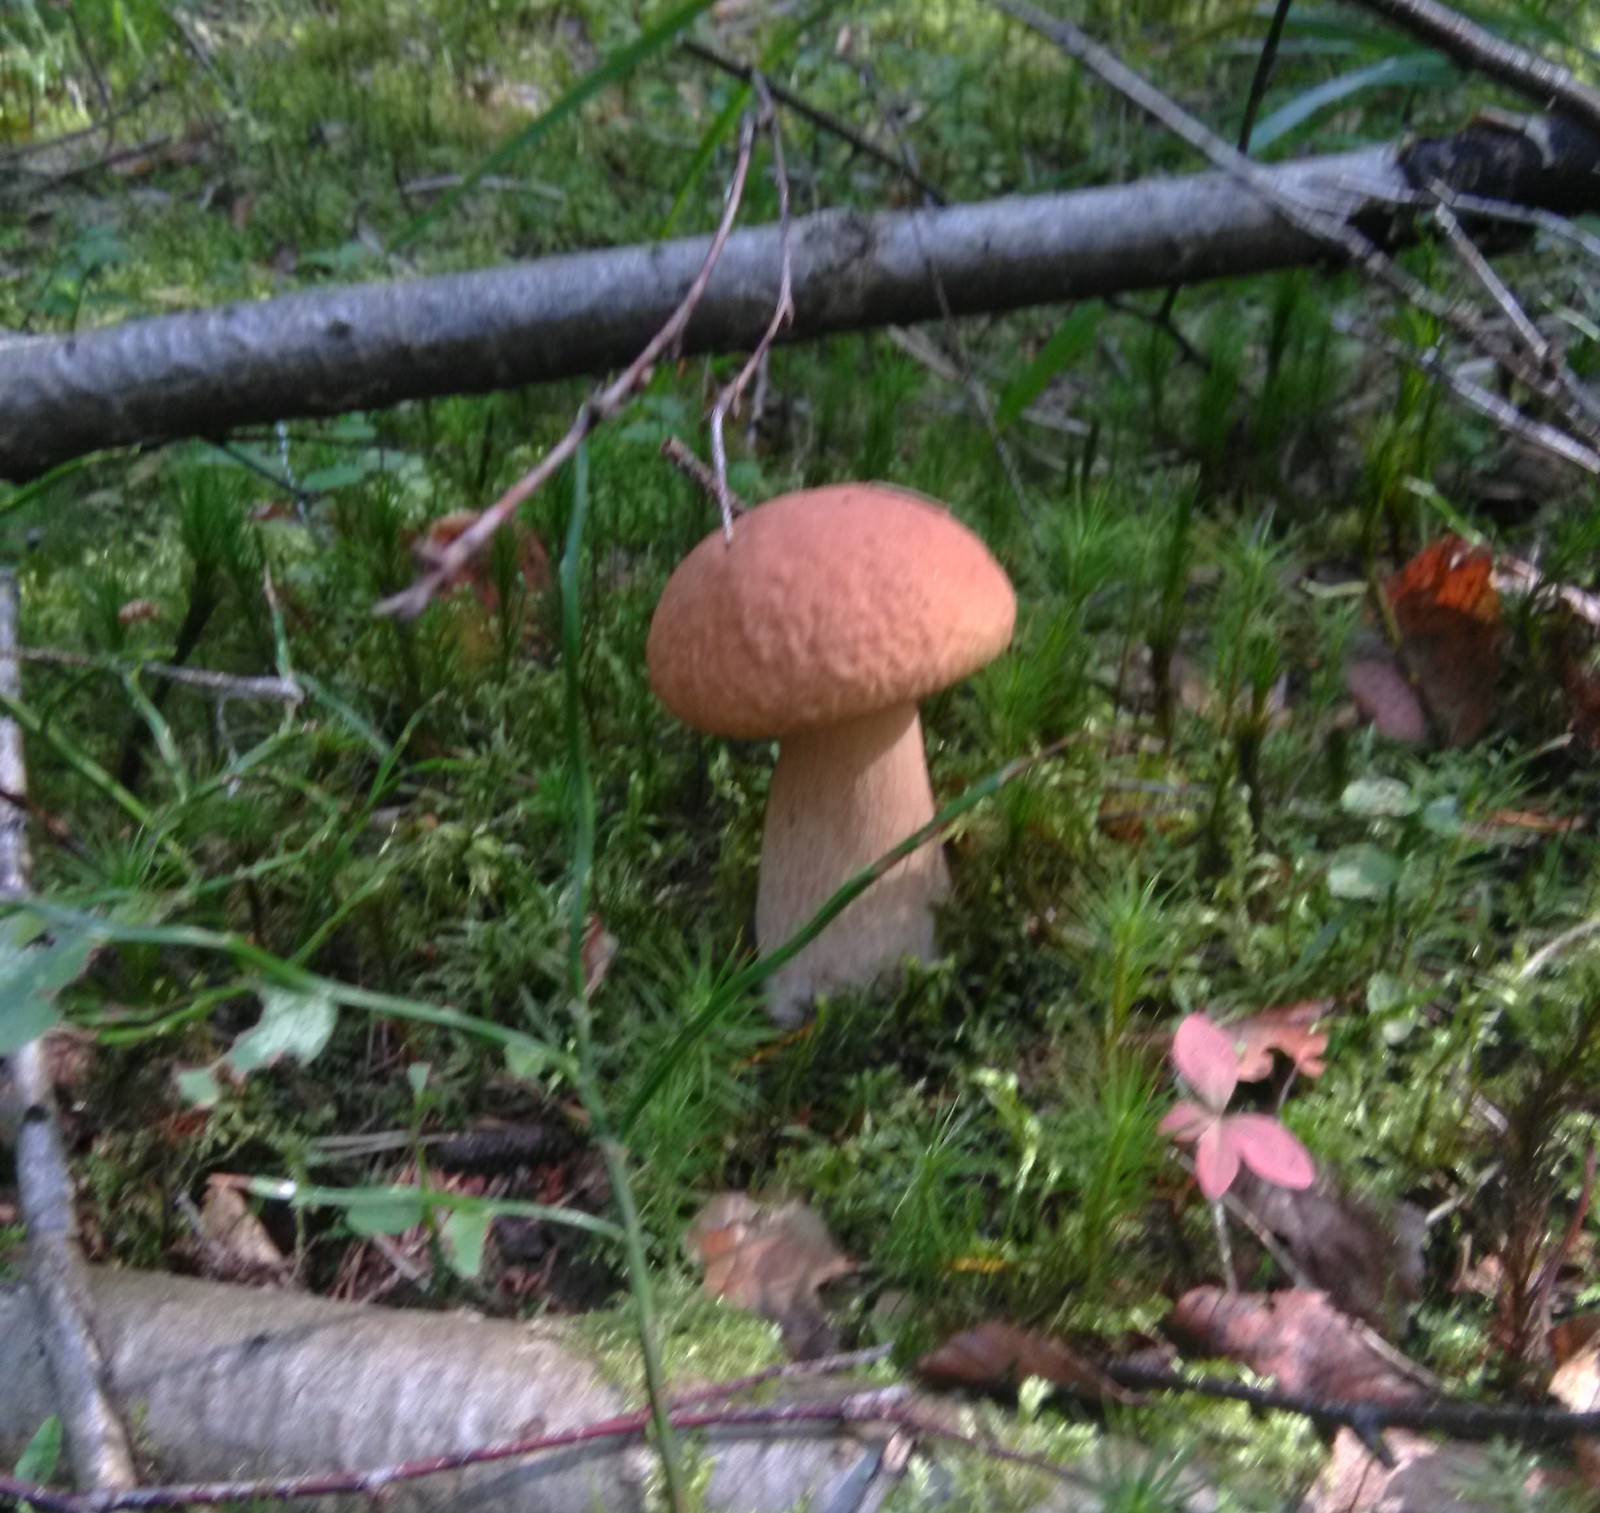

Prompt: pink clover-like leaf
xmin=1171 ymin=1013 xmax=1239 ymax=1111
xmin=1227 ymin=1113 xmax=1315 ymax=1190
xmin=1157 ymin=1101 xmax=1214 ymax=1143
xmin=1193 ymin=1121 xmax=1240 ymax=1199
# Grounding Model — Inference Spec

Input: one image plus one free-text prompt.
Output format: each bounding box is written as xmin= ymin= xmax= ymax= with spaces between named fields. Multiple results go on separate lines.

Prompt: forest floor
xmin=3 ymin=0 xmax=1600 ymax=1507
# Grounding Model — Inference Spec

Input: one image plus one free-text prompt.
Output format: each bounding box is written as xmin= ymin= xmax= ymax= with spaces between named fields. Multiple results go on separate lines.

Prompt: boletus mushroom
xmin=647 ymin=484 xmax=1016 ymax=1024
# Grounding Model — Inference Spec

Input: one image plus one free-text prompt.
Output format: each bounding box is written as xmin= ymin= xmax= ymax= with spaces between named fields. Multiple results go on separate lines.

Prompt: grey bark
xmin=2 ymin=114 xmax=1596 ymax=483
xmin=0 ymin=572 xmax=139 ymax=1494
xmin=0 ymin=1270 xmax=905 ymax=1513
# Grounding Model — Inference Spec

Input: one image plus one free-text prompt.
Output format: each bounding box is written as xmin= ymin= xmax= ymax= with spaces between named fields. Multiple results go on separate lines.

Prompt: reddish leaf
xmin=1167 ymin=1287 xmax=1424 ymax=1404
xmin=1170 ymin=1013 xmax=1238 ymax=1111
xmin=1157 ymin=1100 xmax=1212 ymax=1144
xmin=1227 ymin=1001 xmax=1331 ymax=1082
xmin=684 ymin=1193 xmax=854 ymax=1359
xmin=917 ymin=1320 xmax=1134 ymax=1403
xmin=1194 ymin=1120 xmax=1240 ymax=1200
xmin=1388 ymin=536 xmax=1502 ymax=747
xmin=1226 ymin=1114 xmax=1315 ymax=1190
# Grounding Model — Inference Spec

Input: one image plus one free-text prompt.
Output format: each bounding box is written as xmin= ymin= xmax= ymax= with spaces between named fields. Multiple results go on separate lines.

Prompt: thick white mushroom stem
xmin=757 ymin=702 xmax=950 ymax=1025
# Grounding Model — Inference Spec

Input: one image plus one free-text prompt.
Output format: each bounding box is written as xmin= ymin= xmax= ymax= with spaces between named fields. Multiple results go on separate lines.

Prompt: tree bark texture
xmin=0 ymin=115 xmax=1596 ymax=483
xmin=0 ymin=1270 xmax=901 ymax=1513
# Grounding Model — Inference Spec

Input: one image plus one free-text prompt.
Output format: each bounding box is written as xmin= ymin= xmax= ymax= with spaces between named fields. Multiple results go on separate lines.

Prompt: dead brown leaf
xmin=1345 ymin=536 xmax=1503 ymax=748
xmin=196 ymin=1176 xmax=292 ymax=1285
xmin=1231 ymin=1172 xmax=1425 ymax=1334
xmin=1167 ymin=1288 xmax=1425 ymax=1405
xmin=1301 ymin=1428 xmax=1514 ymax=1512
xmin=1549 ymin=1317 xmax=1600 ymax=1490
xmin=916 ymin=1320 xmax=1136 ymax=1404
xmin=684 ymin=1193 xmax=854 ymax=1360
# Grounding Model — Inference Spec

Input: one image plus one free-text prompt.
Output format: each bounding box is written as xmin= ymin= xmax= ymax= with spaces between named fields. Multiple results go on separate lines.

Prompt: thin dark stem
xmin=1238 ymin=0 xmax=1295 ymax=152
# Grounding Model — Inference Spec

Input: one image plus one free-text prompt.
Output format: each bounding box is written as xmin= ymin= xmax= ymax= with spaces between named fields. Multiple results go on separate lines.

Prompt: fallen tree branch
xmin=4 ymin=114 xmax=1598 ymax=485
xmin=0 ymin=572 xmax=138 ymax=1495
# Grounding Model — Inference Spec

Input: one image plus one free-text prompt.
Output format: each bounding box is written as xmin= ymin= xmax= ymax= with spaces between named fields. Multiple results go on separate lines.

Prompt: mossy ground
xmin=4 ymin=0 xmax=1600 ymax=1505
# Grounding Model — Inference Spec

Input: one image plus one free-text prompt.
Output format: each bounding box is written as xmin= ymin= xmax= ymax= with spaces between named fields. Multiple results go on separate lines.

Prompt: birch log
xmin=2 ymin=112 xmax=1596 ymax=483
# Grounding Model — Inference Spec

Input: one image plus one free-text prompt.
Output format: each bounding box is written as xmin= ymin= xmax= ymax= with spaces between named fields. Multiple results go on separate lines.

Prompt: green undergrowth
xmin=4 ymin=0 xmax=1600 ymax=1505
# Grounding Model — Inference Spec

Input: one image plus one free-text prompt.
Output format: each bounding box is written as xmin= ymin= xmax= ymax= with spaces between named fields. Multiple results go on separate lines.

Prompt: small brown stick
xmin=707 ymin=76 xmax=793 ymax=541
xmin=375 ymin=114 xmax=760 ymax=620
xmin=659 ymin=435 xmax=747 ymax=516
xmin=1336 ymin=0 xmax=1600 ymax=140
xmin=678 ymin=36 xmax=948 ymax=205
xmin=0 ymin=571 xmax=139 ymax=1494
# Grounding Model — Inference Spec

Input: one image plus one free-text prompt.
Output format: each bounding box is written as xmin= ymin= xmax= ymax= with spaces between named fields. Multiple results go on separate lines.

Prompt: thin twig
xmin=375 ymin=114 xmax=760 ymax=620
xmin=677 ymin=37 xmax=948 ymax=204
xmin=0 ymin=1385 xmax=1103 ymax=1512
xmin=659 ymin=435 xmax=747 ymax=514
xmin=1519 ymin=916 xmax=1600 ymax=980
xmin=15 ymin=646 xmax=303 ymax=704
xmin=708 ymin=77 xmax=793 ymax=541
xmin=1428 ymin=193 xmax=1600 ymax=429
xmin=1333 ymin=311 xmax=1600 ymax=474
xmin=0 ymin=570 xmax=139 ymax=1494
xmin=1102 ymin=1358 xmax=1600 ymax=1445
xmin=1336 ymin=0 xmax=1600 ymax=139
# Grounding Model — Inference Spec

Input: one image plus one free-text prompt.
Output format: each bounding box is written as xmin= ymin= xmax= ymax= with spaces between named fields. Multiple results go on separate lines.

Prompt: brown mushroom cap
xmin=647 ymin=484 xmax=1016 ymax=739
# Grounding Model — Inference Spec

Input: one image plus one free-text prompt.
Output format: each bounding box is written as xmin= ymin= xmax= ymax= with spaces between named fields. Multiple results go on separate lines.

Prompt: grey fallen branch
xmin=0 ymin=572 xmax=138 ymax=1495
xmin=3 ymin=113 xmax=1598 ymax=485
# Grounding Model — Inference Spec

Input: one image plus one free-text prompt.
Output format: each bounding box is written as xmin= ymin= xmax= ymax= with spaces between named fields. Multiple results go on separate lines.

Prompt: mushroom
xmin=647 ymin=484 xmax=1016 ymax=1024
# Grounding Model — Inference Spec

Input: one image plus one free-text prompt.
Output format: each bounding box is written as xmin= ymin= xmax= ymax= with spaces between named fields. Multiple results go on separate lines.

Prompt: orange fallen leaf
xmin=1346 ymin=536 xmax=1503 ymax=747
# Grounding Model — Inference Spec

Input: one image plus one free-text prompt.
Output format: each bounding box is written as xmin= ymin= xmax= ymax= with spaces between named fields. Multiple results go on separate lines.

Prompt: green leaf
xmin=175 ymin=1065 xmax=223 ymax=1108
xmin=1421 ymin=796 xmax=1462 ymax=838
xmin=1249 ymin=54 xmax=1457 ymax=153
xmin=441 ymin=1206 xmax=491 ymax=1280
xmin=14 ymin=1415 xmax=62 ymax=1483
xmin=227 ymin=986 xmax=338 ymax=1074
xmin=1339 ymin=777 xmax=1417 ymax=819
xmin=1328 ymin=844 xmax=1402 ymax=901
xmin=341 ymin=1189 xmax=427 ymax=1237
xmin=0 ymin=915 xmax=94 ymax=1055
xmin=995 ymin=303 xmax=1103 ymax=429
xmin=393 ymin=0 xmax=718 ymax=250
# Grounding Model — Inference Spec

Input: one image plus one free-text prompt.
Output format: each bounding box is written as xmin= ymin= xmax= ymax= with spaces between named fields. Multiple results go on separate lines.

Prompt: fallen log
xmin=0 ymin=1270 xmax=906 ymax=1513
xmin=1 ymin=113 xmax=1595 ymax=484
